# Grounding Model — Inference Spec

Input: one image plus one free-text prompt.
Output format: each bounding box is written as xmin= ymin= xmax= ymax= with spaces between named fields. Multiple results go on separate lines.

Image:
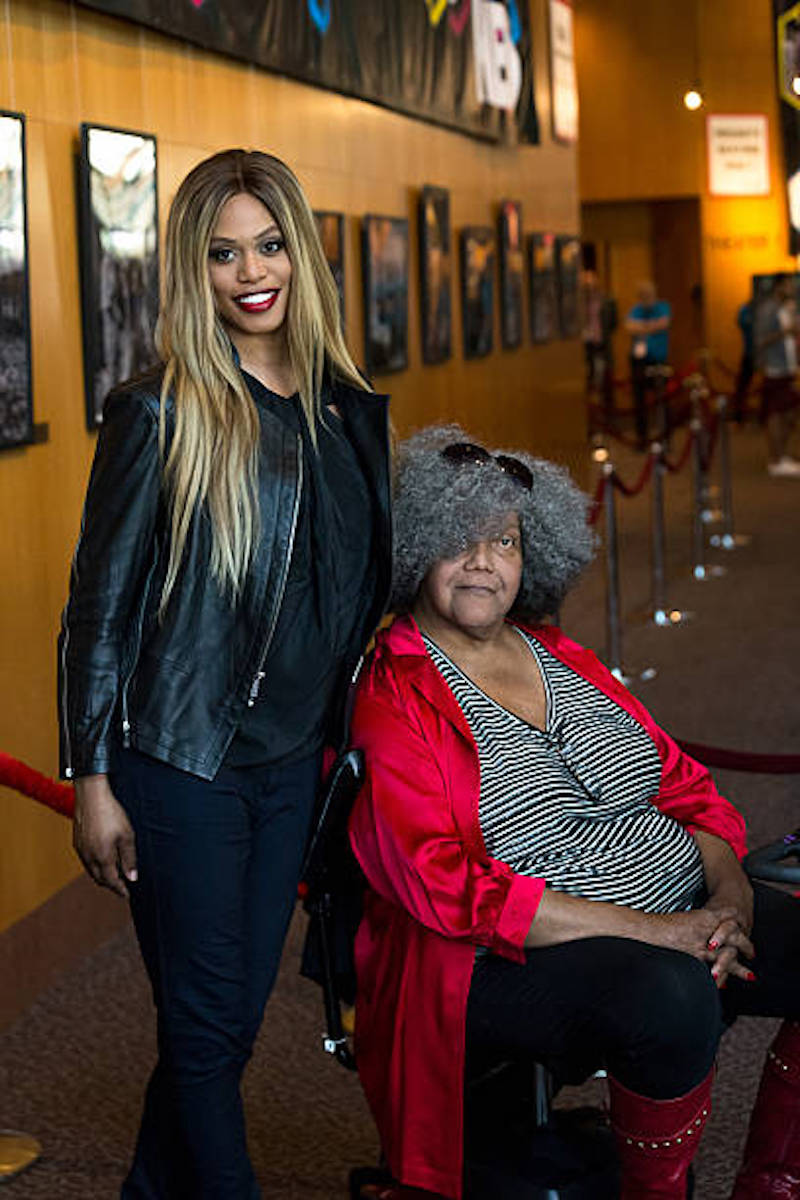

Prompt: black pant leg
xmin=722 ymin=882 xmax=800 ymax=1022
xmin=466 ymin=936 xmax=722 ymax=1100
xmin=113 ymin=748 xmax=318 ymax=1200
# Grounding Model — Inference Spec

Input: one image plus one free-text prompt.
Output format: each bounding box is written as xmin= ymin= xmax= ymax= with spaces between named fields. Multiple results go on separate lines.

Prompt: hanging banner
xmin=707 ymin=114 xmax=770 ymax=197
xmin=71 ymin=0 xmax=539 ymax=145
xmin=549 ymin=0 xmax=578 ymax=144
xmin=775 ymin=0 xmax=800 ymax=251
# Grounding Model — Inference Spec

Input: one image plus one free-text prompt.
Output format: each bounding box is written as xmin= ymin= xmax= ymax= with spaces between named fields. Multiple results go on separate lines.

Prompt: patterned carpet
xmin=2 ymin=422 xmax=798 ymax=1198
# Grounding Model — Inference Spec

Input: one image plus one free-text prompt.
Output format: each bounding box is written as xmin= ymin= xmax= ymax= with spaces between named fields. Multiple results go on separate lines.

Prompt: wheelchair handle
xmin=743 ymin=828 xmax=800 ymax=885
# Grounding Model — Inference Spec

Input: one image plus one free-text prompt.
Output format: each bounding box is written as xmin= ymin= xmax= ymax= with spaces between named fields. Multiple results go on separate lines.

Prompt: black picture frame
xmin=460 ymin=226 xmax=495 ymax=359
xmin=498 ymin=199 xmax=524 ymax=350
xmin=361 ymin=215 xmax=409 ymax=376
xmin=527 ymin=232 xmax=558 ymax=343
xmin=77 ymin=123 xmax=160 ymax=429
xmin=555 ymin=234 xmax=582 ymax=339
xmin=418 ymin=185 xmax=452 ymax=365
xmin=0 ymin=111 xmax=33 ymax=452
xmin=313 ymin=210 xmax=345 ymax=323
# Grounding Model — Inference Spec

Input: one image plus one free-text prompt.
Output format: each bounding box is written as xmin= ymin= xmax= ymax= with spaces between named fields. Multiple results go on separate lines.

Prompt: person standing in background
xmin=733 ymin=298 xmax=755 ymax=424
xmin=625 ymin=280 xmax=671 ymax=449
xmin=755 ymin=275 xmax=800 ymax=477
xmin=581 ymin=269 xmax=617 ymax=432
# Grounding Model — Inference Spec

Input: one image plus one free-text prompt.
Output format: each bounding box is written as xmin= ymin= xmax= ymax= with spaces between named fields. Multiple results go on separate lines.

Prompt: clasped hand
xmin=653 ymin=882 xmax=754 ymax=990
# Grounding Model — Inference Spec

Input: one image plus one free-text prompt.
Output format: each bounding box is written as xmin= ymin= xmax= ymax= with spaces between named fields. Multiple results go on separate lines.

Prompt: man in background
xmin=581 ymin=269 xmax=617 ymax=431
xmin=625 ymin=280 xmax=671 ymax=449
xmin=755 ymin=275 xmax=800 ymax=477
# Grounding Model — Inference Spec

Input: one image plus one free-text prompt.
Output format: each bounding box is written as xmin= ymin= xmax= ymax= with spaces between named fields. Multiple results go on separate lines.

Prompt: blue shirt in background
xmin=628 ymin=300 xmax=671 ymax=363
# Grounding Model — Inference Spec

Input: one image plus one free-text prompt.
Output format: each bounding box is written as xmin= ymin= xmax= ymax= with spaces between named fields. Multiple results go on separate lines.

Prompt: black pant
xmin=111 ymin=746 xmax=320 ymax=1199
xmin=466 ymin=882 xmax=800 ymax=1101
xmin=630 ymin=354 xmax=664 ymax=447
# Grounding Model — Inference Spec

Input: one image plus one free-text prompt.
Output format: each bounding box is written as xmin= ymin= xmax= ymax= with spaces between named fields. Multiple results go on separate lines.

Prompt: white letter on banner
xmin=472 ymin=1 xmax=522 ymax=111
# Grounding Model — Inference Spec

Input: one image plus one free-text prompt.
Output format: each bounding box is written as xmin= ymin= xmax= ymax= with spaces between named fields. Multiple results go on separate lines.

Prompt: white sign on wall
xmin=549 ymin=0 xmax=578 ymax=144
xmin=707 ymin=114 xmax=770 ymax=196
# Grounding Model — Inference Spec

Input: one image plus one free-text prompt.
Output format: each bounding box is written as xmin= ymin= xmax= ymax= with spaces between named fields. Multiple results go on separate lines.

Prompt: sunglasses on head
xmin=440 ymin=441 xmax=533 ymax=492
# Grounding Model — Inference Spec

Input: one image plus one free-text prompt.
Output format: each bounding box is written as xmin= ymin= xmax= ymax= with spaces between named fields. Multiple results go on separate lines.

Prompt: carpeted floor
xmin=2 ymin=421 xmax=798 ymax=1198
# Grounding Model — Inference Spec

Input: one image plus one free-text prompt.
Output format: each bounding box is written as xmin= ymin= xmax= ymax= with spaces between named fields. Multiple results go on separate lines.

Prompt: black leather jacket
xmin=58 ymin=369 xmax=392 ymax=781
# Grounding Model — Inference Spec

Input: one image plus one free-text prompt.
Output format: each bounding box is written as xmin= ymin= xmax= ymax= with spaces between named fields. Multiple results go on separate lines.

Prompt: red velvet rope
xmin=611 ymin=455 xmax=655 ymax=498
xmin=587 ymin=474 xmax=608 ymax=526
xmin=677 ymin=740 xmax=800 ymax=775
xmin=0 ymin=751 xmax=74 ymax=817
xmin=662 ymin=427 xmax=695 ymax=474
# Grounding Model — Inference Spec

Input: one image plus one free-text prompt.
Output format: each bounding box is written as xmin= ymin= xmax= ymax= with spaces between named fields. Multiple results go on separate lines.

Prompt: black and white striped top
xmin=423 ymin=628 xmax=704 ymax=913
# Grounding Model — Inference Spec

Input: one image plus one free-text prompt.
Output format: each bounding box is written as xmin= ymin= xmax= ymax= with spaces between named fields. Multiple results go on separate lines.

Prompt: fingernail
xmin=708 ymin=939 xmax=719 ymax=950
xmin=745 ymin=970 xmax=756 ymax=982
xmin=128 ymin=869 xmax=138 ymax=882
xmin=718 ymin=979 xmax=726 ymax=989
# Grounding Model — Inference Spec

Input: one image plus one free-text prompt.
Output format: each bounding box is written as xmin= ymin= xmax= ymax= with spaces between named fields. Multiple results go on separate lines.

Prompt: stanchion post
xmin=690 ymin=406 xmax=706 ymax=579
xmin=651 ymin=443 xmax=667 ymax=620
xmin=709 ymin=392 xmax=752 ymax=551
xmin=650 ymin=442 xmax=692 ymax=627
xmin=646 ymin=364 xmax=673 ymax=448
xmin=690 ymin=395 xmax=726 ymax=582
xmin=603 ymin=461 xmax=624 ymax=676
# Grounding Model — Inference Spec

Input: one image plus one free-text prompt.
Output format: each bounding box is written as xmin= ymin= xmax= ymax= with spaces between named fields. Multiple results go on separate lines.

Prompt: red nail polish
xmin=745 ymin=970 xmax=756 ymax=982
xmin=708 ymin=939 xmax=718 ymax=950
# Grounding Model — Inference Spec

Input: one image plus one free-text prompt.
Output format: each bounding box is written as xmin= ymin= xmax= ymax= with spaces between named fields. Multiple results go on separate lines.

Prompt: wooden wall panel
xmin=0 ymin=0 xmax=583 ymax=933
xmin=576 ymin=0 xmax=799 ymax=375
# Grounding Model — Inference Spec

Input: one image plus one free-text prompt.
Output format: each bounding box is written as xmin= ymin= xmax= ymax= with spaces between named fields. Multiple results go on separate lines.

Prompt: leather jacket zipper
xmin=247 ymin=431 xmax=303 ymax=707
xmin=120 ymin=550 xmax=159 ymax=746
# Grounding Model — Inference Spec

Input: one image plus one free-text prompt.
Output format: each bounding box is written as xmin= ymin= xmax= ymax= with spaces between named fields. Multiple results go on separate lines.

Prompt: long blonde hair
xmin=156 ymin=148 xmax=367 ymax=610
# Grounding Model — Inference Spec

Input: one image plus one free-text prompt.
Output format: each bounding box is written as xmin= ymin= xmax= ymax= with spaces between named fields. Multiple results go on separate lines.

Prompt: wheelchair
xmin=301 ymin=749 xmax=800 ymax=1200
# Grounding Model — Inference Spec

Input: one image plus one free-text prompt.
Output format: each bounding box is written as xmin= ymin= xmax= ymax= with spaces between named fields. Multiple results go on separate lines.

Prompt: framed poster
xmin=418 ymin=186 xmax=452 ymax=365
xmin=313 ymin=210 xmax=346 ymax=321
xmin=707 ymin=114 xmax=770 ymax=197
xmin=555 ymin=234 xmax=581 ymax=338
xmin=460 ymin=226 xmax=495 ymax=359
xmin=0 ymin=111 xmax=33 ymax=451
xmin=77 ymin=123 xmax=159 ymax=429
xmin=361 ymin=215 xmax=409 ymax=375
xmin=498 ymin=199 xmax=524 ymax=349
xmin=527 ymin=232 xmax=558 ymax=343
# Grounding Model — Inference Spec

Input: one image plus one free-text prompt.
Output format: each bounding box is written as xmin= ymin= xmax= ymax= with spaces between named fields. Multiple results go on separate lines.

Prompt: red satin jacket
xmin=348 ymin=615 xmax=747 ymax=1199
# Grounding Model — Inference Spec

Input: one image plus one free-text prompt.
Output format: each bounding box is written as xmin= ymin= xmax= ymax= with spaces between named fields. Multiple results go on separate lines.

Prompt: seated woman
xmin=348 ymin=425 xmax=800 ymax=1200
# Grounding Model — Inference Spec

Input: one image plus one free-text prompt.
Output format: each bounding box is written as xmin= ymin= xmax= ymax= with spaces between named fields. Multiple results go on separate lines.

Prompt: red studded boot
xmin=608 ymin=1068 xmax=713 ymax=1198
xmin=730 ymin=1020 xmax=800 ymax=1199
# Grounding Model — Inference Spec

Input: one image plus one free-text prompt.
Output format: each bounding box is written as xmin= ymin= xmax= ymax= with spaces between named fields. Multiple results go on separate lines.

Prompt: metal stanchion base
xmin=611 ymin=665 xmax=657 ymax=685
xmin=708 ymin=532 xmax=752 ymax=550
xmin=0 ymin=1131 xmax=41 ymax=1182
xmin=692 ymin=564 xmax=727 ymax=581
xmin=700 ymin=507 xmax=724 ymax=524
xmin=653 ymin=607 xmax=694 ymax=627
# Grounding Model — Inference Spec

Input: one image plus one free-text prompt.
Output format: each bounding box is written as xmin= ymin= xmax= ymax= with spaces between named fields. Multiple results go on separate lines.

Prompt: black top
xmin=225 ymin=372 xmax=376 ymax=767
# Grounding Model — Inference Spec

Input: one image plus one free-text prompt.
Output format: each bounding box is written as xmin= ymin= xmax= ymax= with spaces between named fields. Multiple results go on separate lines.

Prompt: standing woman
xmin=58 ymin=149 xmax=392 ymax=1198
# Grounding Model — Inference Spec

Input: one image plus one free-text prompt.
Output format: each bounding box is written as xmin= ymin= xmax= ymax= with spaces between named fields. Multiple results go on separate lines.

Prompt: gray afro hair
xmin=392 ymin=424 xmax=595 ymax=619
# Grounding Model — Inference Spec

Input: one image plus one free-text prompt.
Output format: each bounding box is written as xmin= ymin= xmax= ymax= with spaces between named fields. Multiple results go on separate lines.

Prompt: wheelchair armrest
xmin=743 ymin=827 xmax=800 ymax=885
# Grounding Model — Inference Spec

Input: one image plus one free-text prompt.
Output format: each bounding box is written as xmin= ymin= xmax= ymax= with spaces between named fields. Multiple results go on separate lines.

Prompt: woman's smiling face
xmin=208 ymin=191 xmax=292 ymax=342
xmin=416 ymin=513 xmax=523 ymax=637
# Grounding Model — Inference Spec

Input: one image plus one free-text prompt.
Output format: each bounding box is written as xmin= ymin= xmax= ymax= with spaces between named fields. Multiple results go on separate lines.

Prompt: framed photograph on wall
xmin=77 ymin=123 xmax=159 ymax=429
xmin=313 ymin=210 xmax=345 ymax=322
xmin=527 ymin=232 xmax=557 ymax=343
xmin=361 ymin=215 xmax=409 ymax=375
xmin=418 ymin=185 xmax=452 ymax=365
xmin=555 ymin=234 xmax=582 ymax=339
xmin=0 ymin=111 xmax=33 ymax=451
xmin=498 ymin=199 xmax=524 ymax=349
xmin=460 ymin=227 xmax=494 ymax=359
